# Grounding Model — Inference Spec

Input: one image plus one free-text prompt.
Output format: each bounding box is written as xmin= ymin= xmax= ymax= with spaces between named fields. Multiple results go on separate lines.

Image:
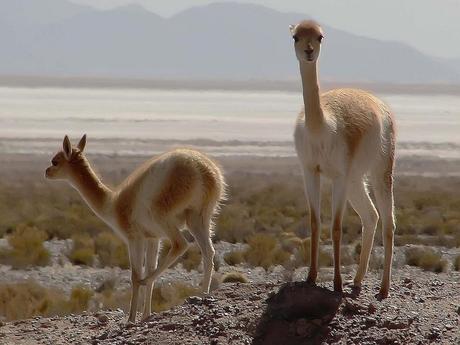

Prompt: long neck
xmin=70 ymin=160 xmax=113 ymax=217
xmin=300 ymin=62 xmax=324 ymax=129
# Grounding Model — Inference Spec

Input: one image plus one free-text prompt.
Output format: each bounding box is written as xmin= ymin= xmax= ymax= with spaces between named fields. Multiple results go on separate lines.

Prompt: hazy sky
xmin=67 ymin=0 xmax=460 ymax=58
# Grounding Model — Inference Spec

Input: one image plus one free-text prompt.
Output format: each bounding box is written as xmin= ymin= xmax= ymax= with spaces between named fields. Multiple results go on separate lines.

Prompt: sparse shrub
xmin=95 ymin=232 xmax=129 ymax=268
xmin=67 ymin=285 xmax=93 ymax=313
xmin=454 ymin=255 xmax=460 ymax=271
xmin=0 ymin=281 xmax=52 ymax=320
xmin=181 ymin=244 xmax=202 ymax=271
xmin=405 ymin=247 xmax=447 ymax=273
xmin=293 ymin=238 xmax=310 ymax=268
xmin=243 ymin=233 xmax=290 ymax=270
xmin=0 ymin=224 xmax=50 ymax=269
xmin=215 ymin=204 xmax=254 ymax=243
xmin=224 ymin=250 xmax=244 ymax=266
xmin=97 ymin=286 xmax=131 ymax=312
xmin=280 ymin=232 xmax=303 ymax=253
xmin=0 ymin=281 xmax=93 ymax=321
xmin=68 ymin=234 xmax=95 ymax=266
xmin=221 ymin=272 xmax=249 ymax=283
xmin=341 ymin=246 xmax=356 ymax=266
xmin=319 ymin=248 xmax=333 ymax=267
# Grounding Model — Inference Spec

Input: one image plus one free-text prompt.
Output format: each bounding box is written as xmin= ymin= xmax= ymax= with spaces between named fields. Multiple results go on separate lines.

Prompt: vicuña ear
xmin=289 ymin=24 xmax=296 ymax=35
xmin=77 ymin=134 xmax=87 ymax=152
xmin=63 ymin=135 xmax=72 ymax=160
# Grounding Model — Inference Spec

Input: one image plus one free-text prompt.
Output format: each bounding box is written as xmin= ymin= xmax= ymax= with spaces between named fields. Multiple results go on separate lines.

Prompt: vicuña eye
xmin=293 ymin=35 xmax=299 ymax=43
xmin=52 ymin=160 xmax=58 ymax=166
xmin=318 ymin=35 xmax=324 ymax=43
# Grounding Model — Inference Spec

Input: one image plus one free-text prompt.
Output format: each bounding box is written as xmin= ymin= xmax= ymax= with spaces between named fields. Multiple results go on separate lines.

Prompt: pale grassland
xmin=0 ymin=172 xmax=459 ymax=321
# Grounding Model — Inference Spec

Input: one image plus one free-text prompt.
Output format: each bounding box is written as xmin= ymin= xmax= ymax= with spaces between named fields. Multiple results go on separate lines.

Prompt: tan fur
xmin=292 ymin=20 xmax=323 ymax=38
xmin=46 ymin=137 xmax=225 ymax=322
xmin=154 ymin=161 xmax=197 ymax=215
xmin=321 ymin=89 xmax=383 ymax=159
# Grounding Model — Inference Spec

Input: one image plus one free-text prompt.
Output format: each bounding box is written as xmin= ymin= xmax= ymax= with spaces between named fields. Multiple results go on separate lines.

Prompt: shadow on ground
xmin=253 ymin=282 xmax=342 ymax=345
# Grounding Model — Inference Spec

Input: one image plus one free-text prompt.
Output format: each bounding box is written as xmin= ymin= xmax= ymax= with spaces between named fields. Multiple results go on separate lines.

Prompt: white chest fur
xmin=294 ymin=123 xmax=346 ymax=179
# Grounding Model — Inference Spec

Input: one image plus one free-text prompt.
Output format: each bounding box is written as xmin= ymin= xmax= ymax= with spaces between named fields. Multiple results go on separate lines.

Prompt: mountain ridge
xmin=0 ymin=0 xmax=458 ymax=83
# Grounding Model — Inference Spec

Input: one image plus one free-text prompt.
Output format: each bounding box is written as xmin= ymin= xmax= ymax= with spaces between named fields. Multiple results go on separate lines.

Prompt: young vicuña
xmin=45 ymin=135 xmax=226 ymax=322
xmin=289 ymin=20 xmax=396 ymax=298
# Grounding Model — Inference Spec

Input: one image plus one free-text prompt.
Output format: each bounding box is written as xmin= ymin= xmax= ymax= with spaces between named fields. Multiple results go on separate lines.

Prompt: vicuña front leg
xmin=303 ymin=169 xmax=321 ymax=284
xmin=127 ymin=238 xmax=145 ymax=323
xmin=331 ymin=178 xmax=347 ymax=293
xmin=142 ymin=238 xmax=160 ymax=320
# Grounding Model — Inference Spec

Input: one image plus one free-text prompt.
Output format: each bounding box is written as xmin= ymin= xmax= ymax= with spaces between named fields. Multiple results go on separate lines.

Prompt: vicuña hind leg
xmin=348 ymin=180 xmax=379 ymax=288
xmin=371 ymin=171 xmax=395 ymax=299
xmin=140 ymin=226 xmax=188 ymax=284
xmin=187 ymin=211 xmax=216 ymax=293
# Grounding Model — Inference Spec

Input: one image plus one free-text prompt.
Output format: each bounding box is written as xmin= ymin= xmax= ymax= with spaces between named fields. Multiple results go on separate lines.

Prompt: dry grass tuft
xmin=293 ymin=238 xmax=310 ymax=268
xmin=95 ymin=232 xmax=129 ymax=269
xmin=68 ymin=234 xmax=95 ymax=266
xmin=453 ymin=255 xmax=460 ymax=271
xmin=223 ymin=250 xmax=245 ymax=266
xmin=0 ymin=281 xmax=93 ymax=321
xmin=221 ymin=271 xmax=249 ymax=283
xmin=180 ymin=244 xmax=202 ymax=272
xmin=243 ymin=233 xmax=290 ymax=270
xmin=405 ymin=247 xmax=448 ymax=273
xmin=0 ymin=224 xmax=50 ymax=269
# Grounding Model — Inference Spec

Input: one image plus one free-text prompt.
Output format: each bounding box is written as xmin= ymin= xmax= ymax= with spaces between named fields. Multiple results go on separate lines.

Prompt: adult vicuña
xmin=289 ymin=20 xmax=396 ymax=298
xmin=45 ymin=135 xmax=226 ymax=322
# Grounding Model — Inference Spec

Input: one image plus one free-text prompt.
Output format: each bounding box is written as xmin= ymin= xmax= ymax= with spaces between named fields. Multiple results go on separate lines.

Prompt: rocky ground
xmin=0 ymin=266 xmax=458 ymax=345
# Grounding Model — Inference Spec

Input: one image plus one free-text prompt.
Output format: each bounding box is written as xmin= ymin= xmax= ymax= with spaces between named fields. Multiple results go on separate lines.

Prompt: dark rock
xmin=368 ymin=303 xmax=377 ymax=314
xmin=187 ymin=296 xmax=203 ymax=305
xmin=343 ymin=299 xmax=367 ymax=315
xmin=96 ymin=314 xmax=109 ymax=325
xmin=253 ymin=283 xmax=342 ymax=345
xmin=382 ymin=318 xmax=409 ymax=330
xmin=98 ymin=331 xmax=109 ymax=340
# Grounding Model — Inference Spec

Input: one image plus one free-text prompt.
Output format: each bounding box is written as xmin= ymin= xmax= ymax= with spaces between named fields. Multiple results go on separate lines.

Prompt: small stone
xmin=187 ymin=296 xmax=203 ymax=305
xmin=368 ymin=303 xmax=377 ymax=314
xmin=364 ymin=317 xmax=377 ymax=327
xmin=97 ymin=314 xmax=109 ymax=325
xmin=445 ymin=324 xmax=454 ymax=330
xmin=98 ymin=331 xmax=109 ymax=340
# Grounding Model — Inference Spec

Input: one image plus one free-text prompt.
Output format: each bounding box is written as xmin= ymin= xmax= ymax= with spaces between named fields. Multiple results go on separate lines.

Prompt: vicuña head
xmin=45 ymin=134 xmax=88 ymax=181
xmin=289 ymin=20 xmax=324 ymax=64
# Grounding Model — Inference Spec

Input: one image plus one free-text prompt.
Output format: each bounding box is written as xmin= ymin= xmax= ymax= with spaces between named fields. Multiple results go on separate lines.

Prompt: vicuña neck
xmin=70 ymin=159 xmax=113 ymax=217
xmin=300 ymin=62 xmax=324 ymax=129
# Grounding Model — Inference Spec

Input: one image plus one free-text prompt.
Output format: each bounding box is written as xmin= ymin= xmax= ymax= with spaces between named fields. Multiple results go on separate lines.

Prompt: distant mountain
xmin=444 ymin=57 xmax=460 ymax=75
xmin=0 ymin=0 xmax=458 ymax=83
